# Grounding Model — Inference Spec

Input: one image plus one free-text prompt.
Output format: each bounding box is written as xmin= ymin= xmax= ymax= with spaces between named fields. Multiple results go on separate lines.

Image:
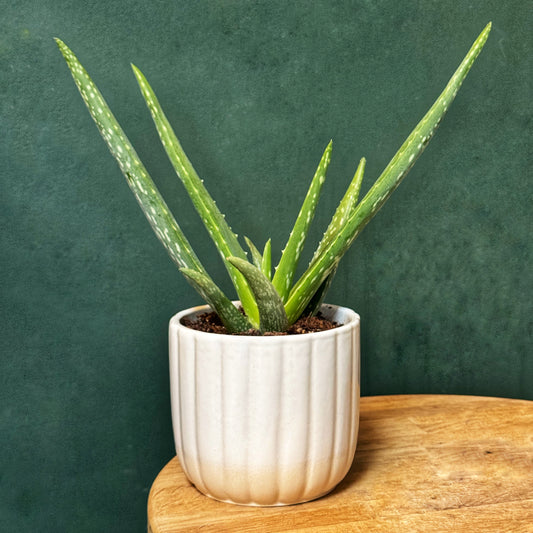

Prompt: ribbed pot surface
xmin=169 ymin=303 xmax=360 ymax=506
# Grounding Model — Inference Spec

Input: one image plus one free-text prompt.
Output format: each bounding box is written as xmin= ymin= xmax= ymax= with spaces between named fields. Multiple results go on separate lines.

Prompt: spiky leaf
xmin=303 ymin=157 xmax=365 ymax=315
xmin=262 ymin=239 xmax=272 ymax=280
xmin=272 ymin=141 xmax=332 ymax=302
xmin=244 ymin=236 xmax=263 ymax=271
xmin=285 ymin=23 xmax=492 ymax=324
xmin=302 ymin=264 xmax=339 ymax=317
xmin=132 ymin=64 xmax=259 ymax=328
xmin=311 ymin=157 xmax=366 ymax=265
xmin=180 ymin=269 xmax=251 ymax=333
xmin=227 ymin=257 xmax=288 ymax=333
xmin=55 ymin=39 xmax=250 ymax=332
xmin=55 ymin=39 xmax=207 ymax=274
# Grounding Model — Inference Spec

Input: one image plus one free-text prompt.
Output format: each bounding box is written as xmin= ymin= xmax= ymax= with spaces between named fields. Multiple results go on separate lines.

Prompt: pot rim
xmin=170 ymin=302 xmax=360 ymax=342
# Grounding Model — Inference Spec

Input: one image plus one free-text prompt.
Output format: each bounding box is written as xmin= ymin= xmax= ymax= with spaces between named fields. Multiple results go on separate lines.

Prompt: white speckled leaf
xmin=56 ymin=38 xmax=249 ymax=332
xmin=55 ymin=39 xmax=204 ymax=272
xmin=303 ymin=157 xmax=365 ymax=315
xmin=227 ymin=257 xmax=288 ymax=333
xmin=179 ymin=269 xmax=251 ymax=333
xmin=244 ymin=236 xmax=263 ymax=271
xmin=261 ymin=239 xmax=272 ymax=280
xmin=132 ymin=65 xmax=259 ymax=328
xmin=272 ymin=141 xmax=332 ymax=302
xmin=311 ymin=157 xmax=366 ymax=266
xmin=285 ymin=23 xmax=492 ymax=324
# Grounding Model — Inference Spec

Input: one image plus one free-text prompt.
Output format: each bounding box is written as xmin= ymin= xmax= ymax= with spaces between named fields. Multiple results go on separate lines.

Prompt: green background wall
xmin=2 ymin=1 xmax=531 ymax=531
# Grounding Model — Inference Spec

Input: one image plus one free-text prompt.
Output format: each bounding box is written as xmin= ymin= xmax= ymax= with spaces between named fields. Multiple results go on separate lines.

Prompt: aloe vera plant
xmin=56 ymin=23 xmax=491 ymax=333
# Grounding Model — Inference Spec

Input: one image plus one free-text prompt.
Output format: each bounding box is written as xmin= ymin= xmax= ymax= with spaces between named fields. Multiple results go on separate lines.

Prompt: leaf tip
xmin=54 ymin=37 xmax=67 ymax=53
xmin=482 ymin=22 xmax=492 ymax=41
xmin=131 ymin=63 xmax=145 ymax=84
xmin=478 ymin=22 xmax=492 ymax=47
xmin=225 ymin=255 xmax=242 ymax=268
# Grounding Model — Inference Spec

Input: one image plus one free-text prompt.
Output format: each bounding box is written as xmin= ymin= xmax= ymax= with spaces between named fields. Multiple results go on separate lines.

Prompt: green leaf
xmin=261 ymin=239 xmax=272 ymax=280
xmin=55 ymin=39 xmax=206 ymax=275
xmin=303 ymin=158 xmax=365 ymax=314
xmin=310 ymin=157 xmax=366 ymax=266
xmin=132 ymin=64 xmax=259 ymax=328
xmin=302 ymin=264 xmax=338 ymax=317
xmin=243 ymin=236 xmax=272 ymax=280
xmin=55 ymin=39 xmax=248 ymax=329
xmin=272 ymin=141 xmax=332 ymax=302
xmin=285 ymin=23 xmax=492 ymax=324
xmin=244 ymin=236 xmax=263 ymax=270
xmin=179 ymin=269 xmax=252 ymax=333
xmin=227 ymin=257 xmax=288 ymax=333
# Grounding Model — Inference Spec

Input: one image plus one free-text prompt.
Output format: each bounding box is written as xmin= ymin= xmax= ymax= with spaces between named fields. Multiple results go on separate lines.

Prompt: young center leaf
xmin=227 ymin=257 xmax=288 ymax=333
xmin=261 ymin=239 xmax=272 ymax=280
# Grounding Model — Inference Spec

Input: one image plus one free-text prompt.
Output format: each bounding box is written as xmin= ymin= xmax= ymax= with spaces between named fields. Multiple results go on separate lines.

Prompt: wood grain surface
xmin=147 ymin=395 xmax=533 ymax=532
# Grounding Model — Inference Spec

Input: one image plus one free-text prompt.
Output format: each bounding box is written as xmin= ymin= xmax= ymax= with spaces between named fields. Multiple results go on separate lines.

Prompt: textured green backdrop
xmin=2 ymin=1 xmax=531 ymax=531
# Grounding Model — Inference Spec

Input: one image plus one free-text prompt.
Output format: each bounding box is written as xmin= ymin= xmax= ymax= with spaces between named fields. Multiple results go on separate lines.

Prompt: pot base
xmin=182 ymin=448 xmax=356 ymax=507
xmin=199 ymin=485 xmax=338 ymax=507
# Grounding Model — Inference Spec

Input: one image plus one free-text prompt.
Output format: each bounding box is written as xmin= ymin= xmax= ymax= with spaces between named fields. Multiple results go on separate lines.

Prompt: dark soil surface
xmin=181 ymin=311 xmax=339 ymax=336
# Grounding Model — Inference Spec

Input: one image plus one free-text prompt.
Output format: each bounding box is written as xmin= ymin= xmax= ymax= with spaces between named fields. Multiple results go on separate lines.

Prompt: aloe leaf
xmin=302 ymin=264 xmax=339 ymax=317
xmin=311 ymin=157 xmax=366 ymax=266
xmin=261 ymin=239 xmax=272 ymax=280
xmin=272 ymin=141 xmax=333 ymax=302
xmin=132 ymin=65 xmax=259 ymax=328
xmin=55 ymin=39 xmax=209 ymax=275
xmin=244 ymin=236 xmax=263 ymax=270
xmin=179 ymin=268 xmax=251 ymax=333
xmin=303 ymin=158 xmax=365 ymax=315
xmin=227 ymin=257 xmax=288 ymax=333
xmin=285 ymin=23 xmax=492 ymax=324
xmin=54 ymin=39 xmax=251 ymax=332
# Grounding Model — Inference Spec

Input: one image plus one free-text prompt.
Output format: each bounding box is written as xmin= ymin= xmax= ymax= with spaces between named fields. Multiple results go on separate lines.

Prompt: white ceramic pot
xmin=168 ymin=303 xmax=360 ymax=506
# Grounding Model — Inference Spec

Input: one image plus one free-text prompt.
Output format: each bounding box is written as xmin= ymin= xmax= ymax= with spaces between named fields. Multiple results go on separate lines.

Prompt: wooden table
xmin=147 ymin=395 xmax=533 ymax=532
